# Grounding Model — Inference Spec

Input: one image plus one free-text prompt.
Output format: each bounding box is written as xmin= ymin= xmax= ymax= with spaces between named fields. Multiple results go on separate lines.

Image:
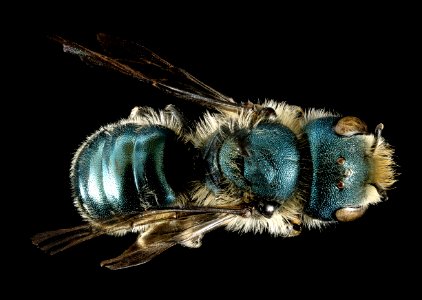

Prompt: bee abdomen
xmin=71 ymin=123 xmax=191 ymax=220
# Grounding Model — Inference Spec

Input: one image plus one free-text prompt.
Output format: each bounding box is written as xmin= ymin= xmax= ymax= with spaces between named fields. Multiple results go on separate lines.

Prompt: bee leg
xmin=287 ymin=216 xmax=302 ymax=237
xmin=256 ymin=106 xmax=277 ymax=120
xmin=242 ymin=101 xmax=277 ymax=123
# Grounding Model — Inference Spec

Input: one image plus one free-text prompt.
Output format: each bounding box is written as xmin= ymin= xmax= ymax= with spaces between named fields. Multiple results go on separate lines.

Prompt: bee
xmin=32 ymin=34 xmax=397 ymax=269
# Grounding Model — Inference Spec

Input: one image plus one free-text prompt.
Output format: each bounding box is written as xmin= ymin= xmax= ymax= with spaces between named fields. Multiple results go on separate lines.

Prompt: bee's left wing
xmin=50 ymin=34 xmax=244 ymax=113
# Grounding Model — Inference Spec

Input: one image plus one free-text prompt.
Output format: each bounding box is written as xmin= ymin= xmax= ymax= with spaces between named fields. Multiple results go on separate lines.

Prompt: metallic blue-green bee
xmin=32 ymin=34 xmax=397 ymax=269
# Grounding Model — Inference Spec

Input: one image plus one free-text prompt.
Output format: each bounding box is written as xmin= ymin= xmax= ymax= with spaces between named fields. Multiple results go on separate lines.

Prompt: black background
xmin=14 ymin=9 xmax=418 ymax=297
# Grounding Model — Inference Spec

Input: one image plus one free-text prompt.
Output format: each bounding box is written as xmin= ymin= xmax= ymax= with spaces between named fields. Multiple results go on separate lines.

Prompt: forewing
xmin=96 ymin=33 xmax=236 ymax=104
xmin=100 ymin=213 xmax=236 ymax=270
xmin=31 ymin=210 xmax=181 ymax=255
xmin=32 ymin=206 xmax=250 ymax=261
xmin=50 ymin=34 xmax=242 ymax=112
xmin=32 ymin=224 xmax=101 ymax=255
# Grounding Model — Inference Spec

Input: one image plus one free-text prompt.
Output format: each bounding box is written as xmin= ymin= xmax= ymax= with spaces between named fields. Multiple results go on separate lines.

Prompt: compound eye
xmin=335 ymin=206 xmax=367 ymax=222
xmin=334 ymin=116 xmax=368 ymax=136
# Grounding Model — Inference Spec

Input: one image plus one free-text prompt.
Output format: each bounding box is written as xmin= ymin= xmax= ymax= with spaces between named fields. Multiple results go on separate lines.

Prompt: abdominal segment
xmin=72 ymin=123 xmax=192 ymax=220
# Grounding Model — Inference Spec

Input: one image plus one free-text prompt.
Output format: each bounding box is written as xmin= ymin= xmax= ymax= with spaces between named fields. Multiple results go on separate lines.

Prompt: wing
xmin=96 ymin=33 xmax=236 ymax=104
xmin=50 ymin=34 xmax=243 ymax=113
xmin=31 ymin=210 xmax=182 ymax=255
xmin=100 ymin=213 xmax=236 ymax=270
xmin=32 ymin=206 xmax=251 ymax=268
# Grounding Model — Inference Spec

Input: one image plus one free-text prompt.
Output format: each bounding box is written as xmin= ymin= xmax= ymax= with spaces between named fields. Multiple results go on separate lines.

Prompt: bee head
xmin=334 ymin=117 xmax=397 ymax=221
xmin=304 ymin=116 xmax=397 ymax=222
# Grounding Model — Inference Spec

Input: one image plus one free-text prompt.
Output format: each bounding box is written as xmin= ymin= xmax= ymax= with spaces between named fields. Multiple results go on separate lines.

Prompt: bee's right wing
xmin=50 ymin=34 xmax=244 ymax=113
xmin=32 ymin=206 xmax=251 ymax=269
xmin=32 ymin=209 xmax=187 ymax=255
xmin=100 ymin=213 xmax=236 ymax=270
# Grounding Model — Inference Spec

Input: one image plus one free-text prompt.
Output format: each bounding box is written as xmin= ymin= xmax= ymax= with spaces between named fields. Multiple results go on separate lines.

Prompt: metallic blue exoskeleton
xmin=216 ymin=123 xmax=300 ymax=201
xmin=32 ymin=34 xmax=396 ymax=269
xmin=305 ymin=117 xmax=371 ymax=220
xmin=72 ymin=123 xmax=193 ymax=220
xmin=203 ymin=122 xmax=301 ymax=219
